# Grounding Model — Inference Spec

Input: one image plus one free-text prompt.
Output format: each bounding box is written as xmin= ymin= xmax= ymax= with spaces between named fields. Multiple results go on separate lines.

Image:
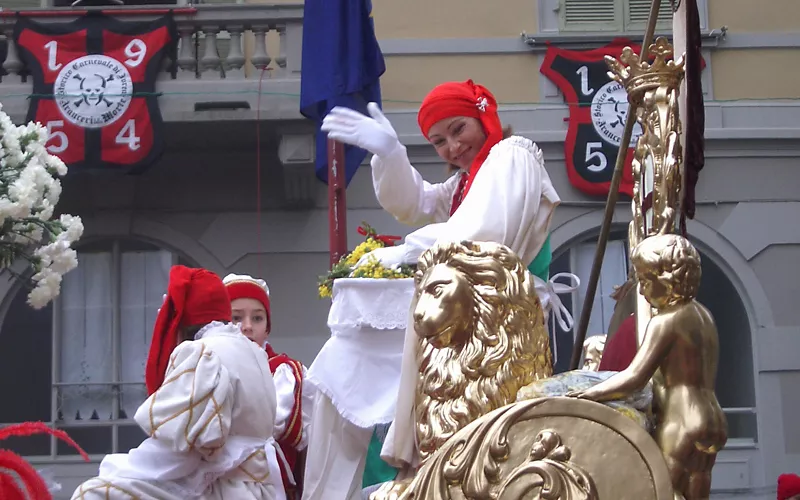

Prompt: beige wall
xmin=372 ymin=0 xmax=536 ymax=39
xmin=381 ymin=55 xmax=541 ymax=109
xmin=708 ymin=0 xmax=800 ymax=33
xmin=707 ymin=0 xmax=800 ymax=100
xmin=246 ymin=0 xmax=536 ymax=39
xmin=712 ymin=49 xmax=800 ymax=100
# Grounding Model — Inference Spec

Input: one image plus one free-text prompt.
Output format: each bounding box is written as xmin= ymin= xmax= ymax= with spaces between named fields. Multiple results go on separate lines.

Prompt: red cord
xmin=256 ymin=67 xmax=267 ymax=278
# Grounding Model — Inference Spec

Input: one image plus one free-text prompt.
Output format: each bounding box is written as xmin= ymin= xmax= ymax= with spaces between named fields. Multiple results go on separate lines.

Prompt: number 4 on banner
xmin=115 ymin=120 xmax=141 ymax=151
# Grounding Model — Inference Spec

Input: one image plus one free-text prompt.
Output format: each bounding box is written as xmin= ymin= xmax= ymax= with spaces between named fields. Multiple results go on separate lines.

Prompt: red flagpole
xmin=327 ymin=139 xmax=348 ymax=267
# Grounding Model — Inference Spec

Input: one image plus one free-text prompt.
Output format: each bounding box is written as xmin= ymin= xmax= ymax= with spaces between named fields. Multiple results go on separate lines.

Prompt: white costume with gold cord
xmin=371 ymin=136 xmax=573 ymax=469
xmin=302 ymin=137 xmax=579 ymax=500
xmin=71 ymin=322 xmax=286 ymax=500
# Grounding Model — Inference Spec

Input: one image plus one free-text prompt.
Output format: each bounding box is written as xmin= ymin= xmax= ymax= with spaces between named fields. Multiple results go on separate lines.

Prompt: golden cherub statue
xmin=568 ymin=233 xmax=727 ymax=499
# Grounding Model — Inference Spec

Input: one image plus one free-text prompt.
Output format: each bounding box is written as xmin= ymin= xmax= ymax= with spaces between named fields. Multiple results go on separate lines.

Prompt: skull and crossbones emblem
xmin=72 ymin=72 xmax=116 ymax=108
xmin=607 ymin=95 xmax=628 ymax=128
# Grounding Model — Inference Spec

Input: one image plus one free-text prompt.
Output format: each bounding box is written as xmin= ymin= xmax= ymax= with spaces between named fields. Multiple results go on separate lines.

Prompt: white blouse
xmin=370 ymin=135 xmax=560 ymax=271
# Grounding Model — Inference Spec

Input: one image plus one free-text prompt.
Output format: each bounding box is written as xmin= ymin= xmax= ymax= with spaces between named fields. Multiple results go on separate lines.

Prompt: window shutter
xmin=2 ymin=0 xmax=43 ymax=8
xmin=625 ymin=0 xmax=673 ymax=31
xmin=560 ymin=0 xmax=623 ymax=32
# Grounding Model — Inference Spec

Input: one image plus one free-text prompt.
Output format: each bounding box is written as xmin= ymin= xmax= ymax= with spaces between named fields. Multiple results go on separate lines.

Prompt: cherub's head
xmin=631 ymin=234 xmax=701 ymax=308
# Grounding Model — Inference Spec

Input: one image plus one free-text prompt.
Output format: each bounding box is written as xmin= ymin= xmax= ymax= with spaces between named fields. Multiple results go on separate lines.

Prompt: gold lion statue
xmin=372 ymin=240 xmax=553 ymax=499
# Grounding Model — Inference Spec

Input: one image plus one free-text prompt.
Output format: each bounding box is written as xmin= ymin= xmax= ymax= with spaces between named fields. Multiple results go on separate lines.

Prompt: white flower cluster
xmin=0 ymin=103 xmax=83 ymax=309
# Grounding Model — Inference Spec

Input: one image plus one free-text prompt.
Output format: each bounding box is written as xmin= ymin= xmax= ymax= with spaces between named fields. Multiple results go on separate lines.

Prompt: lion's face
xmin=413 ymin=264 xmax=473 ymax=349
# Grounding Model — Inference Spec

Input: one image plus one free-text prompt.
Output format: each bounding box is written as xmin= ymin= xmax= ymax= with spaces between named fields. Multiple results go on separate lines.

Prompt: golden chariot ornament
xmin=371 ymin=30 xmax=726 ymax=500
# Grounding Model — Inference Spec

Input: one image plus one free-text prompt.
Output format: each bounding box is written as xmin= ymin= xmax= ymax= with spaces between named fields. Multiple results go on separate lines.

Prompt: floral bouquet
xmin=318 ymin=222 xmax=415 ymax=298
xmin=0 ymin=103 xmax=84 ymax=308
xmin=0 ymin=107 xmax=88 ymax=495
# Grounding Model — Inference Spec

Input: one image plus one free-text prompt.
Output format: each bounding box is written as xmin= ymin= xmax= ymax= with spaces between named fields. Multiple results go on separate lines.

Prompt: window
xmin=2 ymin=0 xmax=45 ymax=9
xmin=0 ymin=239 xmax=191 ymax=459
xmin=551 ymin=230 xmax=758 ymax=442
xmin=560 ymin=0 xmax=673 ymax=32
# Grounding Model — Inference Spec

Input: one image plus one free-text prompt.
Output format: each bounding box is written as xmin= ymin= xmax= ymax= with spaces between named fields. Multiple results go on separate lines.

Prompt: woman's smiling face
xmin=427 ymin=116 xmax=487 ymax=171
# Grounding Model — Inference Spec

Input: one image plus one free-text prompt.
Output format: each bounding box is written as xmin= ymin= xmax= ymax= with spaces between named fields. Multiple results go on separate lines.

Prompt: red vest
xmin=265 ymin=344 xmax=305 ymax=499
xmin=598 ymin=314 xmax=637 ymax=372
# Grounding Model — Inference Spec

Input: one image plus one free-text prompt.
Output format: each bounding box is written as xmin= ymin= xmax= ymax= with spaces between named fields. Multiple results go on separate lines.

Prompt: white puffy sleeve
xmin=371 ymin=144 xmax=461 ymax=226
xmin=273 ymin=363 xmax=312 ymax=451
xmin=134 ymin=341 xmax=234 ymax=458
xmin=400 ymin=137 xmax=559 ymax=266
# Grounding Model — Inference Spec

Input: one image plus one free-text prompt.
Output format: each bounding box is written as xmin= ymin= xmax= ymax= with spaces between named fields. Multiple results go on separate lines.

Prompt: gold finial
xmin=605 ymin=37 xmax=685 ymax=105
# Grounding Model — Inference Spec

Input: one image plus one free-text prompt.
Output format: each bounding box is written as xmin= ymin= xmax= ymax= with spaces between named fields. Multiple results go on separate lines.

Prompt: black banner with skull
xmin=540 ymin=38 xmax=642 ymax=198
xmin=540 ymin=38 xmax=705 ymax=198
xmin=14 ymin=12 xmax=176 ymax=173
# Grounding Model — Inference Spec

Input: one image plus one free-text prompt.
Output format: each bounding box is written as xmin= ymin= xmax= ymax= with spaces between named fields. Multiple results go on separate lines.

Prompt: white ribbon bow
xmin=536 ymin=272 xmax=581 ymax=332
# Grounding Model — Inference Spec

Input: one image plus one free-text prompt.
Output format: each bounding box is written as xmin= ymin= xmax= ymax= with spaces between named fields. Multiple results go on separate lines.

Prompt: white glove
xmin=354 ymin=244 xmax=410 ymax=269
xmin=321 ymin=102 xmax=400 ymax=157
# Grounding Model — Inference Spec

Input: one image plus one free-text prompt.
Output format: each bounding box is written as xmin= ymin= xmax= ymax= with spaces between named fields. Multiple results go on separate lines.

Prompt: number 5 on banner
xmin=46 ymin=120 xmax=68 ymax=154
xmin=115 ymin=120 xmax=141 ymax=151
xmin=585 ymin=142 xmax=608 ymax=173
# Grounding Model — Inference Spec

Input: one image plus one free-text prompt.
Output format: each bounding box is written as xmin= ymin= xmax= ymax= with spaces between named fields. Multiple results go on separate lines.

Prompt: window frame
xmin=0 ymin=238 xmax=187 ymax=462
xmin=557 ymin=0 xmax=677 ymax=33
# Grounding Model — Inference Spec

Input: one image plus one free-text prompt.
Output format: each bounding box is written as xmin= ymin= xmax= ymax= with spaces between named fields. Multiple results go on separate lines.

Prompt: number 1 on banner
xmin=115 ymin=120 xmax=141 ymax=151
xmin=44 ymin=41 xmax=62 ymax=71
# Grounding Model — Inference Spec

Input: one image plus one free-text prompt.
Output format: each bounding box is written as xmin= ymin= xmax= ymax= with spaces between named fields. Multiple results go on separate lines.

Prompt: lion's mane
xmin=413 ymin=241 xmax=553 ymax=462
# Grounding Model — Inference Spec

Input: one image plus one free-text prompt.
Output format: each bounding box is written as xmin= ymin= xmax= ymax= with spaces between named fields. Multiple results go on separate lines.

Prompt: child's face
xmin=637 ymin=271 xmax=670 ymax=308
xmin=231 ymin=298 xmax=269 ymax=347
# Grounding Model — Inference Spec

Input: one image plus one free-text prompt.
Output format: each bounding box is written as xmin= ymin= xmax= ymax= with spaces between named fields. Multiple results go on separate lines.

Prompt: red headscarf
xmin=417 ymin=80 xmax=504 ymax=210
xmin=224 ymin=274 xmax=271 ymax=333
xmin=145 ymin=265 xmax=232 ymax=395
xmin=779 ymin=474 xmax=800 ymax=500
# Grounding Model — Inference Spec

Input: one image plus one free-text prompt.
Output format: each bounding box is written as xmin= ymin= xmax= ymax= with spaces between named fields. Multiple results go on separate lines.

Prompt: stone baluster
xmin=250 ymin=26 xmax=271 ymax=78
xmin=199 ymin=26 xmax=222 ymax=78
xmin=158 ymin=50 xmax=173 ymax=81
xmin=224 ymin=26 xmax=245 ymax=79
xmin=176 ymin=26 xmax=197 ymax=80
xmin=2 ymin=31 xmax=24 ymax=84
xmin=275 ymin=24 xmax=287 ymax=77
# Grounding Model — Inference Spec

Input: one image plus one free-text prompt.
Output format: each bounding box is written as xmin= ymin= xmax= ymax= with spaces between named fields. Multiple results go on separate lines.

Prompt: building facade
xmin=0 ymin=0 xmax=799 ymax=498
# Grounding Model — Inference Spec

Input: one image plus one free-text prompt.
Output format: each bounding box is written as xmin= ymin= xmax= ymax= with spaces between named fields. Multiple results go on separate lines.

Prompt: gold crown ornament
xmin=605 ymin=36 xmax=685 ymax=105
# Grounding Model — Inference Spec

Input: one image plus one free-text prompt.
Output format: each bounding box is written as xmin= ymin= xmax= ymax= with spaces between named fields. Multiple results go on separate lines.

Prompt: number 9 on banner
xmin=124 ymin=39 xmax=147 ymax=68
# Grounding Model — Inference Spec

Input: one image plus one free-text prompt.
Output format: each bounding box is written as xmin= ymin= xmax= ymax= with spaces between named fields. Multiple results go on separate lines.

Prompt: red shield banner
xmin=541 ymin=38 xmax=705 ymax=198
xmin=14 ymin=12 xmax=176 ymax=174
xmin=541 ymin=38 xmax=641 ymax=198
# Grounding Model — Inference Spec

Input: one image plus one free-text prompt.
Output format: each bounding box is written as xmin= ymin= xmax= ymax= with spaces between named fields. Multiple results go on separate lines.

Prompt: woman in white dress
xmin=71 ymin=266 xmax=286 ymax=500
xmin=321 ymin=80 xmax=579 ymax=473
xmin=321 ymin=79 xmax=575 ymax=326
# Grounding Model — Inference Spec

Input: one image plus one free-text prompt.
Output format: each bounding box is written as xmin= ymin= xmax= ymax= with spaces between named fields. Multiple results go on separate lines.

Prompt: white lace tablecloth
xmin=306 ymin=278 xmax=414 ymax=428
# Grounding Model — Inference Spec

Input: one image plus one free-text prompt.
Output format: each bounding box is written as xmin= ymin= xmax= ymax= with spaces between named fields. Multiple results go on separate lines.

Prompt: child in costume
xmin=224 ymin=274 xmax=312 ymax=500
xmin=71 ymin=266 xmax=286 ymax=500
xmin=779 ymin=474 xmax=800 ymax=500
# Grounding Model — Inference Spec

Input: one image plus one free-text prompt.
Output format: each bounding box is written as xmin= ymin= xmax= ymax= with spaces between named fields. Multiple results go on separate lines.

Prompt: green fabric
xmin=528 ymin=234 xmax=552 ymax=283
xmin=362 ymin=429 xmax=398 ymax=488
